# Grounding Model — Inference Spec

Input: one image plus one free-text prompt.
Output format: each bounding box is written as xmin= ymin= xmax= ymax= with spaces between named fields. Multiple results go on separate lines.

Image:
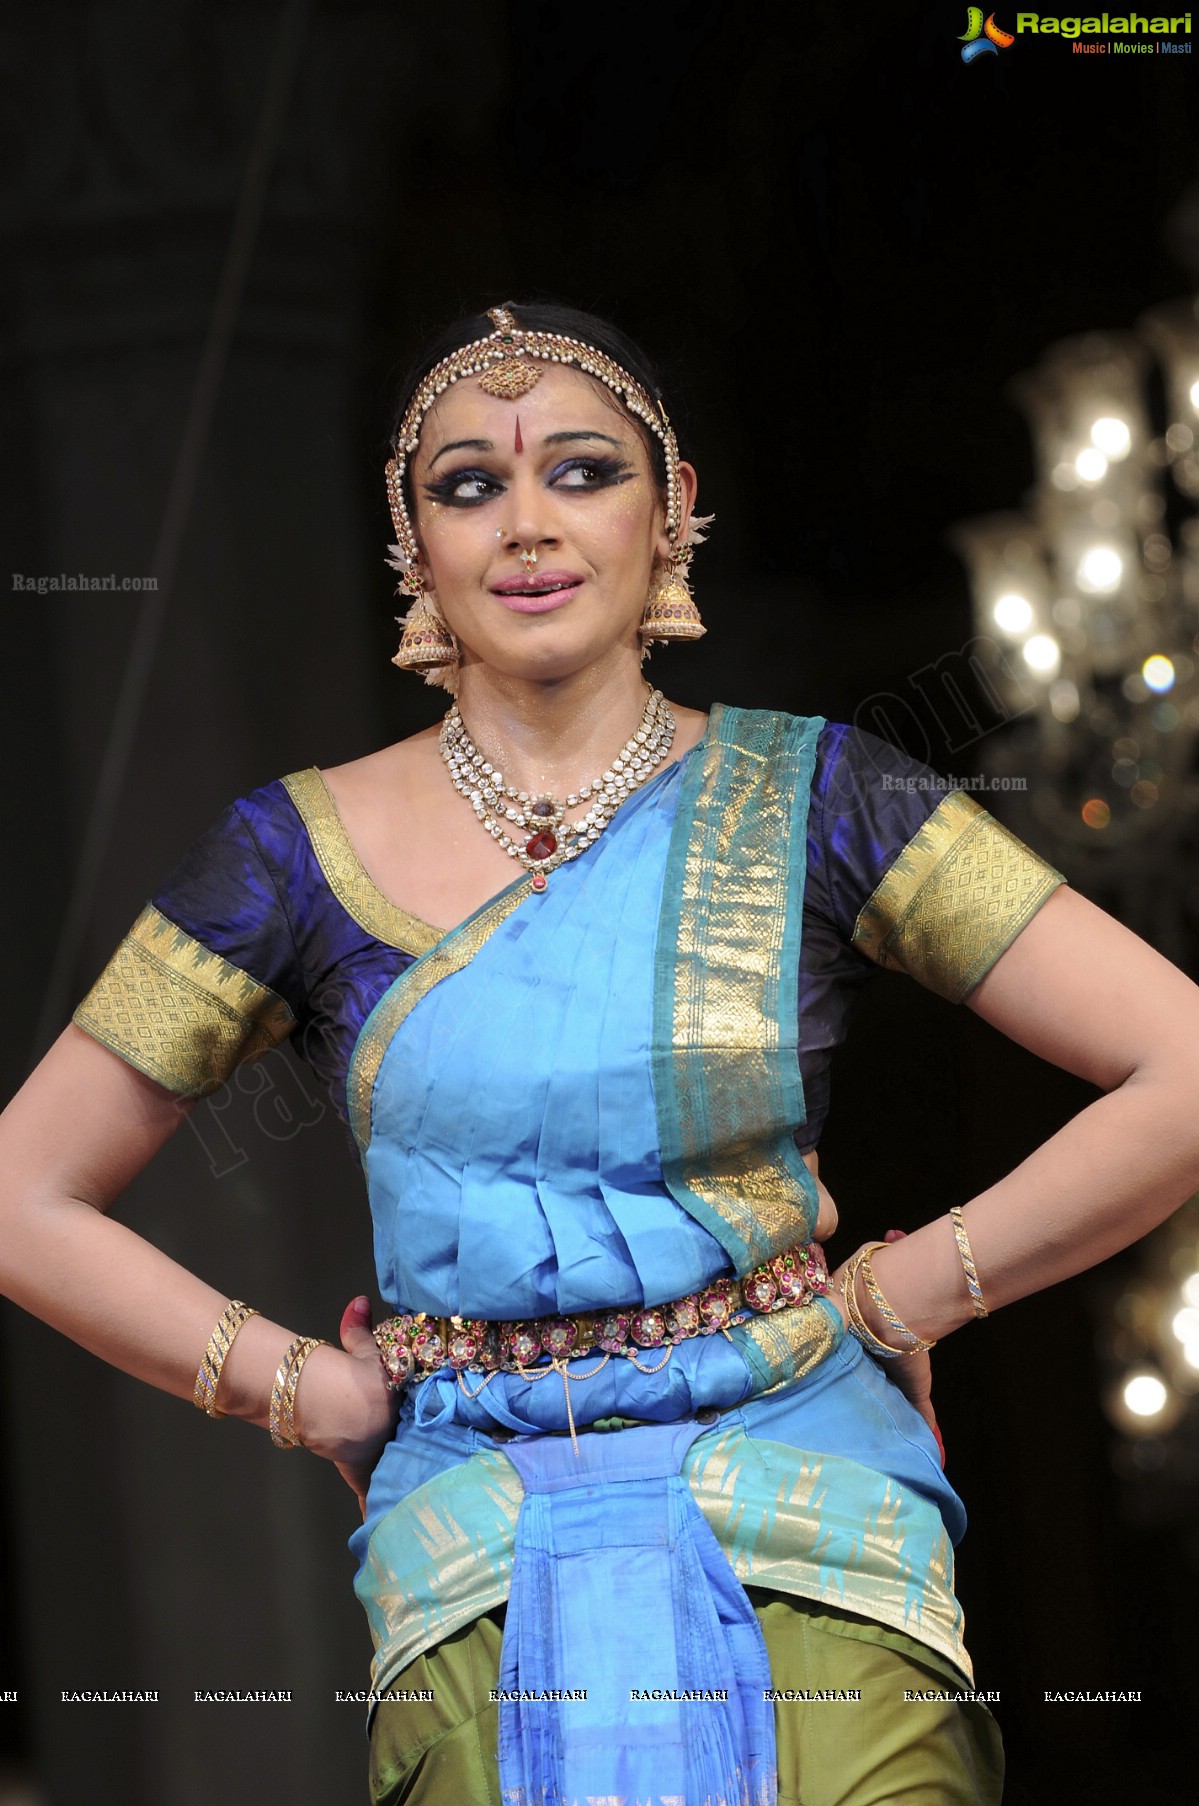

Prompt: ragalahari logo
xmin=959 ymin=8 xmax=1016 ymax=59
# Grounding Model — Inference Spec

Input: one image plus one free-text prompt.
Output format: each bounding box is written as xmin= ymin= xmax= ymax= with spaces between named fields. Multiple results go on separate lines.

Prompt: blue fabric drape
xmin=498 ymin=1423 xmax=777 ymax=1806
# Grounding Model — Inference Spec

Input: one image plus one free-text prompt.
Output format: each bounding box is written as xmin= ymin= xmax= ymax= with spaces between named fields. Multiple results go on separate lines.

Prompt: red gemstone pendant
xmin=525 ymin=829 xmax=557 ymax=862
xmin=531 ymin=873 xmax=547 ymax=892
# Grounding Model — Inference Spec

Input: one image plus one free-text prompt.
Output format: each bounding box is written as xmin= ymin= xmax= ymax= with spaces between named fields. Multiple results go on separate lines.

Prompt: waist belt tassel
xmin=498 ymin=1419 xmax=778 ymax=1806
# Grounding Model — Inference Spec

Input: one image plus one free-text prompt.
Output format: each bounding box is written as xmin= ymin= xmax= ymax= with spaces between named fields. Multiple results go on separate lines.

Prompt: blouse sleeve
xmin=72 ymin=798 xmax=304 ymax=1097
xmin=810 ymin=721 xmax=1067 ymax=1003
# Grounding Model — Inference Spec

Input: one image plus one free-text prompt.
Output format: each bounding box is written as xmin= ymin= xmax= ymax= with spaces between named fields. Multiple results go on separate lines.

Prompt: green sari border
xmin=346 ymin=877 xmax=533 ymax=1154
xmin=651 ymin=704 xmax=825 ymax=1274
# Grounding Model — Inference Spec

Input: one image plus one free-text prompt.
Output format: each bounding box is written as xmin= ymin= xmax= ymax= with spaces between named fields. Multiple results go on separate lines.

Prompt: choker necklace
xmin=440 ymin=688 xmax=676 ymax=891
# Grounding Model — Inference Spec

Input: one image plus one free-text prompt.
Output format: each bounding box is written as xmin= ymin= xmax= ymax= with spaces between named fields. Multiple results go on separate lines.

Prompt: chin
xmin=476 ymin=629 xmax=641 ymax=685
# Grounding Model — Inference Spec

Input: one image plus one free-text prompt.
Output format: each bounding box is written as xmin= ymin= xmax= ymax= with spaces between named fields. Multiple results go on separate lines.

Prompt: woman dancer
xmin=4 ymin=302 xmax=1199 ymax=1806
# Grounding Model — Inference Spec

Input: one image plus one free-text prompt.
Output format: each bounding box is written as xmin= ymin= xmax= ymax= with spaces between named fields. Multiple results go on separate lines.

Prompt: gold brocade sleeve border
xmin=72 ymin=903 xmax=296 ymax=1096
xmin=851 ymin=792 xmax=1067 ymax=1003
xmin=281 ymin=768 xmax=443 ymax=957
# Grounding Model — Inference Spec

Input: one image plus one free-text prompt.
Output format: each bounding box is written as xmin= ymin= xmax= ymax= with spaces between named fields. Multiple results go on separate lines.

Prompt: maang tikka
xmin=385 ymin=306 xmax=712 ymax=689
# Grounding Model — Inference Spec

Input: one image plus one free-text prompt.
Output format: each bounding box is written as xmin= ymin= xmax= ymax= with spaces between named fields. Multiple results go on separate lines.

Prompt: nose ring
xmin=496 ymin=526 xmax=506 ymax=539
xmin=519 ymin=548 xmax=539 ymax=574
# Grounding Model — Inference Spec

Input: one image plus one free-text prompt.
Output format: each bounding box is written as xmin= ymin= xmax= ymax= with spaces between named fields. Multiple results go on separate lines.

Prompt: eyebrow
xmin=426 ymin=428 xmax=625 ymax=472
xmin=542 ymin=431 xmax=624 ymax=449
xmin=428 ymin=437 xmax=494 ymax=471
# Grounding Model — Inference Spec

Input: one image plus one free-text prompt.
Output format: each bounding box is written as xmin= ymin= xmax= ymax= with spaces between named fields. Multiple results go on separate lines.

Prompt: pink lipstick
xmin=490 ymin=571 xmax=584 ymax=613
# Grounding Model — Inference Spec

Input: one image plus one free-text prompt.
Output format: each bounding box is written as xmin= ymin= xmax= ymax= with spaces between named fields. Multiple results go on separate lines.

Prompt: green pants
xmin=368 ymin=1590 xmax=1004 ymax=1806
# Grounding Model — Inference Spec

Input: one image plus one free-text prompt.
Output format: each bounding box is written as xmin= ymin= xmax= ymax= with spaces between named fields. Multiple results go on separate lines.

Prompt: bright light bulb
xmin=1181 ymin=1273 xmax=1199 ymax=1308
xmin=1078 ymin=546 xmax=1123 ymax=594
xmin=1123 ymin=1373 xmax=1168 ymax=1418
xmin=1022 ymin=634 xmax=1060 ymax=675
xmin=1190 ymin=378 xmax=1199 ymax=413
xmin=1091 ymin=417 xmax=1131 ymax=460
xmin=993 ymin=593 xmax=1034 ymax=634
xmin=1075 ymin=448 xmax=1108 ymax=483
xmin=1142 ymin=655 xmax=1175 ymax=693
xmin=1185 ymin=1342 xmax=1199 ymax=1371
xmin=1171 ymin=1306 xmax=1199 ymax=1344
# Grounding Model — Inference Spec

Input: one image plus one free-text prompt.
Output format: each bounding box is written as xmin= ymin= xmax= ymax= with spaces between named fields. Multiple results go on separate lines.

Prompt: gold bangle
xmin=193 ymin=1301 xmax=259 ymax=1418
xmin=859 ymin=1247 xmax=937 ymax=1354
xmin=269 ymin=1336 xmax=329 ymax=1449
xmin=282 ymin=1336 xmax=330 ymax=1448
xmin=840 ymin=1243 xmax=903 ymax=1360
xmin=950 ymin=1205 xmax=989 ymax=1319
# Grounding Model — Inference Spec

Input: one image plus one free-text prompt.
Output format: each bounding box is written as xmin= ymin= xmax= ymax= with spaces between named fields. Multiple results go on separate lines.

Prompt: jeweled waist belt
xmin=375 ymin=1239 xmax=830 ymax=1389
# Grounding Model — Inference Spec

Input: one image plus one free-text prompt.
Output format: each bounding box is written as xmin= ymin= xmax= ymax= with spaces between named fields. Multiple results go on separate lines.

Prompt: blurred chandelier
xmin=951 ymin=181 xmax=1199 ymax=933
xmin=1091 ymin=1197 xmax=1199 ymax=1499
xmin=953 ymin=180 xmax=1199 ymax=1479
xmin=1097 ymin=1198 xmax=1199 ymax=1441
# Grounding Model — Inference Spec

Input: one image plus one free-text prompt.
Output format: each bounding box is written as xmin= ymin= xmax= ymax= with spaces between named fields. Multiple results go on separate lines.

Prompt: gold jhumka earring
xmin=384 ymin=454 xmax=460 ymax=686
xmin=639 ymin=544 xmax=706 ymax=645
xmin=389 ymin=595 xmax=459 ymax=675
xmin=384 ymin=306 xmax=712 ymax=689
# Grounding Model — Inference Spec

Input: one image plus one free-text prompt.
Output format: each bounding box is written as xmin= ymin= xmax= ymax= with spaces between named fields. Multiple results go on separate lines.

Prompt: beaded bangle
xmin=840 ymin=1243 xmax=903 ymax=1360
xmin=193 ymin=1300 xmax=259 ymax=1419
xmin=950 ymin=1205 xmax=989 ymax=1319
xmin=859 ymin=1246 xmax=937 ymax=1354
xmin=268 ymin=1336 xmax=330 ymax=1449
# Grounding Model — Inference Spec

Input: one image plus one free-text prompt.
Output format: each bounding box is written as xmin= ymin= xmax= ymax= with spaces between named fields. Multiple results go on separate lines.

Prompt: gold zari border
xmin=73 ymin=904 xmax=295 ymax=1096
xmin=851 ymin=793 xmax=1066 ymax=1003
xmin=359 ymin=1452 xmax=525 ymax=1689
xmin=686 ymin=1429 xmax=970 ymax=1683
xmin=362 ymin=1419 xmax=972 ymax=1702
xmin=733 ymin=1298 xmax=841 ymax=1393
xmin=659 ymin=709 xmax=822 ymax=1270
xmin=281 ymin=768 xmax=442 ymax=957
xmin=347 ymin=882 xmax=532 ymax=1153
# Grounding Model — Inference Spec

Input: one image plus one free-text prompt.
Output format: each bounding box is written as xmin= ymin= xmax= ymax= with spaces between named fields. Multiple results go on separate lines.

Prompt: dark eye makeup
xmin=421 ymin=454 xmax=635 ymax=508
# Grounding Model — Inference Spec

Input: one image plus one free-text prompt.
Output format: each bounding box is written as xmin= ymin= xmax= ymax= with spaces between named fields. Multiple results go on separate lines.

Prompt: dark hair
xmin=388 ymin=300 xmax=678 ymax=499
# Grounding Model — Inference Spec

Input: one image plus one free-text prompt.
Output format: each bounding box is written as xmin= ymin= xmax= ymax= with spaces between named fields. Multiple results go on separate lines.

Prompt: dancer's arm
xmin=829 ymin=884 xmax=1199 ymax=1344
xmin=0 ymin=1025 xmax=394 ymax=1478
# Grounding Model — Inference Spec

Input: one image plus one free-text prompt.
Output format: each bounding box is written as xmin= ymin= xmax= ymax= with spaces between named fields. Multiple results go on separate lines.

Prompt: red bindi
xmin=514 ymin=415 xmax=523 ymax=454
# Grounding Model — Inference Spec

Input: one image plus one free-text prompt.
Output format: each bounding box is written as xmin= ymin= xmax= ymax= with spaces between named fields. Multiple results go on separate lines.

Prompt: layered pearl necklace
xmin=440 ymin=687 xmax=676 ymax=890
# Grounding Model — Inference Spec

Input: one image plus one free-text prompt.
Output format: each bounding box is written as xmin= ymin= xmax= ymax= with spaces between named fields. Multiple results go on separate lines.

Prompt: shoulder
xmin=160 ymin=773 xmax=321 ymax=899
xmin=317 ymin=729 xmax=441 ymax=822
xmin=223 ymin=736 xmax=437 ymax=870
xmin=226 ymin=772 xmax=310 ymax=848
xmin=811 ymin=720 xmax=949 ymax=807
xmin=706 ymin=703 xmax=827 ymax=753
xmin=708 ymin=707 xmax=929 ymax=797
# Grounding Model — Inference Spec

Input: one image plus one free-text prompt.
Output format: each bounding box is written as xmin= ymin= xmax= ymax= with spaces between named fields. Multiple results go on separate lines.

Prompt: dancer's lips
xmin=490 ymin=571 xmax=585 ymax=613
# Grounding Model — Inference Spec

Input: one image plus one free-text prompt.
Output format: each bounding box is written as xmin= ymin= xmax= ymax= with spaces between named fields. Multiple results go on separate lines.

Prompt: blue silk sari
xmin=77 ymin=698 xmax=1068 ymax=1801
xmin=344 ymin=706 xmax=968 ymax=1805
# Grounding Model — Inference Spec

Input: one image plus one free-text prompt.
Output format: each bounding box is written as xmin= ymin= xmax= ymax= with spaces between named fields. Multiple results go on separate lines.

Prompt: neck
xmin=452 ymin=650 xmax=656 ymax=796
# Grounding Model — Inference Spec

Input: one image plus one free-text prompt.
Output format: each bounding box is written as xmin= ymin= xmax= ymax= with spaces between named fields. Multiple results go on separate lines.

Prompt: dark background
xmin=1 ymin=2 xmax=1197 ymax=1802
